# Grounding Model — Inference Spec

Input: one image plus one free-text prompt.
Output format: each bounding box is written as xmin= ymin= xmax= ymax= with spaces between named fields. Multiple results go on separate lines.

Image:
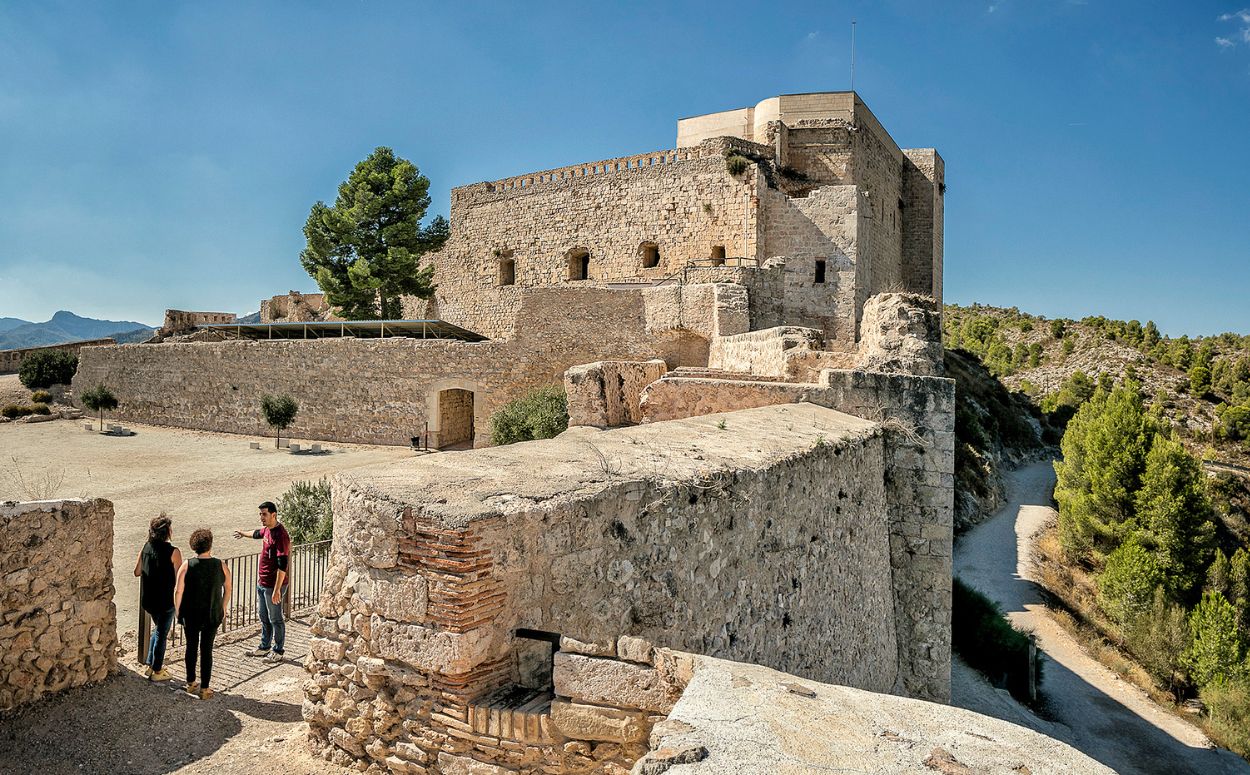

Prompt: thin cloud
xmin=1217 ymin=8 xmax=1250 ymax=48
xmin=1219 ymin=9 xmax=1250 ymax=23
xmin=1217 ymin=36 xmax=1236 ymax=47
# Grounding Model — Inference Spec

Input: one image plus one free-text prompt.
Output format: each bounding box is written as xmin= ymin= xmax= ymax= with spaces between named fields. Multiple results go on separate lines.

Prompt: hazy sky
xmin=1 ymin=1 xmax=1247 ymax=335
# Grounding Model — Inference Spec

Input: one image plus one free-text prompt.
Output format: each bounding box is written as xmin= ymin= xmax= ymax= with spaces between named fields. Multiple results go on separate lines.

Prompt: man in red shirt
xmin=234 ymin=501 xmax=290 ymax=662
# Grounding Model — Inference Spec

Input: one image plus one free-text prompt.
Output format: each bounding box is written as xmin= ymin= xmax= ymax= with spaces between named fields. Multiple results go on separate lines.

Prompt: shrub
xmin=29 ymin=390 xmax=52 ymax=404
xmin=1049 ymin=319 xmax=1067 ymax=339
xmin=490 ymin=386 xmax=568 ymax=446
xmin=951 ymin=578 xmax=1043 ymax=703
xmin=1201 ymin=677 xmax=1250 ymax=759
xmin=280 ymin=478 xmax=333 ymax=544
xmin=1 ymin=403 xmax=50 ymax=419
xmin=29 ymin=403 xmax=50 ymax=415
xmin=260 ymin=394 xmax=299 ymax=447
xmin=1125 ymin=586 xmax=1190 ymax=697
xmin=725 ymin=154 xmax=750 ymax=176
xmin=18 ymin=350 xmax=77 ymax=389
xmin=1098 ymin=538 xmax=1165 ymax=626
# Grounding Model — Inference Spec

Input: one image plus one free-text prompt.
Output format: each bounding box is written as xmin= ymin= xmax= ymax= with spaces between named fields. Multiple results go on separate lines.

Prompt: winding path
xmin=953 ymin=460 xmax=1249 ymax=775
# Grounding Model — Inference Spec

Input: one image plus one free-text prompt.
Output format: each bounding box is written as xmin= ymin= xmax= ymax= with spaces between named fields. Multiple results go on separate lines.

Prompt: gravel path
xmin=953 ymin=460 xmax=1249 ymax=775
xmin=0 ymin=617 xmax=341 ymax=775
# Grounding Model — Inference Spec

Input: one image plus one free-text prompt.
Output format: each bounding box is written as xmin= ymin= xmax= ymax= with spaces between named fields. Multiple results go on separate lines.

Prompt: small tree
xmin=1098 ymin=537 xmax=1165 ymax=627
xmin=19 ymin=350 xmax=78 ymax=389
xmin=260 ymin=394 xmax=299 ymax=448
xmin=279 ymin=478 xmax=333 ymax=544
xmin=1126 ymin=586 xmax=1191 ymax=698
xmin=1184 ymin=591 xmax=1244 ymax=688
xmin=79 ymin=384 xmax=118 ymax=431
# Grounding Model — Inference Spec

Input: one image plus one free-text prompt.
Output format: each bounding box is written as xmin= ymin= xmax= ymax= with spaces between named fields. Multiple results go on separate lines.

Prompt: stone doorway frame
xmin=427 ymin=378 xmax=481 ymax=449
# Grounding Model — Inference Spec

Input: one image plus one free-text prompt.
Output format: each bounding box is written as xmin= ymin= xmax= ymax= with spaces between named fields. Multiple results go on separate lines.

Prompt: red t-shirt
xmin=257 ymin=523 xmax=291 ymax=589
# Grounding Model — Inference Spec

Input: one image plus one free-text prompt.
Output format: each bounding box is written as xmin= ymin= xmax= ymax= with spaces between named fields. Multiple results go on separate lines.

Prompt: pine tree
xmin=1134 ymin=434 xmax=1216 ymax=599
xmin=1099 ymin=538 xmax=1165 ymax=626
xmin=1127 ymin=586 xmax=1191 ymax=698
xmin=1184 ymin=591 xmax=1245 ymax=688
xmin=1054 ymin=384 xmax=1157 ymax=561
xmin=1208 ymin=550 xmax=1232 ymax=598
xmin=300 ymin=147 xmax=449 ymax=320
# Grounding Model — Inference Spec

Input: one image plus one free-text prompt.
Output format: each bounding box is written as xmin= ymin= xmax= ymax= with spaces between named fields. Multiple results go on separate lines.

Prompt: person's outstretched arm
xmin=232 ymin=528 xmax=262 ymax=539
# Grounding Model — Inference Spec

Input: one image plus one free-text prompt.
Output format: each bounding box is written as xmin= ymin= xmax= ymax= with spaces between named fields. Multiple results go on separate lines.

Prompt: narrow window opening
xmin=514 ymin=628 xmax=559 ymax=691
xmin=711 ymin=245 xmax=726 ymax=266
xmin=498 ymin=255 xmax=515 ymax=286
xmin=640 ymin=242 xmax=660 ymax=269
xmin=814 ymin=259 xmax=827 ymax=284
xmin=566 ymin=248 xmax=590 ymax=281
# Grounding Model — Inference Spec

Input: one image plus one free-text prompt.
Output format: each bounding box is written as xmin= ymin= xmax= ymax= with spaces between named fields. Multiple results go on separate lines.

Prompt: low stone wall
xmin=707 ymin=326 xmax=824 ymax=378
xmin=0 ymin=499 xmax=118 ymax=711
xmin=73 ymin=286 xmax=720 ymax=447
xmin=304 ymin=403 xmax=907 ymax=773
xmin=0 ymin=338 xmax=115 ymax=375
xmin=564 ymin=359 xmax=668 ymax=428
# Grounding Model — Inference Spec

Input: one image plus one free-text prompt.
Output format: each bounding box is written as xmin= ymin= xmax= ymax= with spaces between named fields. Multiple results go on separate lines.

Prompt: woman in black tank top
xmin=174 ymin=528 xmax=232 ymax=699
xmin=133 ymin=515 xmax=181 ymax=680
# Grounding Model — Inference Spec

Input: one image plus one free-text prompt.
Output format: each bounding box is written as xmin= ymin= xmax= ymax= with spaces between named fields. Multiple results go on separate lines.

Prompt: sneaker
xmin=185 ymin=681 xmax=200 ymax=695
xmin=197 ymin=688 xmax=214 ymax=700
xmin=150 ymin=668 xmax=172 ymax=681
xmin=263 ymin=651 xmax=284 ymax=664
xmin=143 ymin=666 xmax=154 ymax=679
xmin=247 ymin=647 xmax=270 ymax=657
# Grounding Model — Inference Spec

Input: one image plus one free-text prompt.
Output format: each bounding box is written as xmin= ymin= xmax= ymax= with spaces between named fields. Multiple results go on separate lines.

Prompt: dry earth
xmin=0 ymin=409 xmax=412 ymax=630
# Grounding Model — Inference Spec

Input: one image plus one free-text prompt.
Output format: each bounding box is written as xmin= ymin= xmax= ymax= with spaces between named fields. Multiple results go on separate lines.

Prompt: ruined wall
xmin=72 ymin=287 xmax=718 ymax=447
xmin=0 ymin=499 xmax=118 ymax=711
xmin=260 ymin=291 xmax=339 ymax=324
xmin=304 ymin=404 xmax=902 ymax=773
xmin=565 ymin=359 xmax=668 ymax=428
xmin=854 ymin=292 xmax=944 ymax=377
xmin=707 ymin=326 xmax=824 ymax=378
xmin=0 ymin=338 xmax=115 ymax=375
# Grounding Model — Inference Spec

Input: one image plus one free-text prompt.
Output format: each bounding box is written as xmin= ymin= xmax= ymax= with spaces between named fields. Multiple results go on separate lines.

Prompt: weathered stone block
xmin=370 ymin=616 xmax=497 ymax=673
xmin=553 ymin=653 xmax=673 ymax=713
xmin=368 ymin=571 xmax=428 ymax=623
xmin=549 ymin=700 xmax=650 ymax=743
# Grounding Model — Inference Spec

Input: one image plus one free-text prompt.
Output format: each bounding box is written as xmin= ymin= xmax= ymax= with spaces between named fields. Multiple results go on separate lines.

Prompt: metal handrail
xmin=138 ymin=539 xmax=331 ymax=664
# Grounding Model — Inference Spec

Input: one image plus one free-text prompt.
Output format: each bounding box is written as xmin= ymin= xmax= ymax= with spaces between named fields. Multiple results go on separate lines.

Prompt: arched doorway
xmin=437 ymin=389 xmax=474 ymax=449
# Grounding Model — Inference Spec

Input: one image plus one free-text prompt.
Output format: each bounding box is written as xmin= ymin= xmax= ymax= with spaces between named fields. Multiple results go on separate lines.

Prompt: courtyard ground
xmin=0 ymin=411 xmax=412 ymax=631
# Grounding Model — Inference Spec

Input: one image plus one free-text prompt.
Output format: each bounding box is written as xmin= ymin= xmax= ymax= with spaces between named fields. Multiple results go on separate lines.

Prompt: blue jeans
xmin=147 ymin=606 xmax=175 ymax=671
xmin=257 ymin=585 xmax=285 ymax=654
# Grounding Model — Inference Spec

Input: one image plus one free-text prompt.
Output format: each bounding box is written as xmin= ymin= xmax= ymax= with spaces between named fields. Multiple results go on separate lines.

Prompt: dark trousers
xmin=184 ymin=622 xmax=217 ymax=688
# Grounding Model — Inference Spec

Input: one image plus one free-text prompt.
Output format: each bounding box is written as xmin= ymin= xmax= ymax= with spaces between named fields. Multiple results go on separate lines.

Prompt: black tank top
xmin=140 ymin=540 xmax=175 ymax=614
xmin=181 ymin=557 xmax=225 ymax=629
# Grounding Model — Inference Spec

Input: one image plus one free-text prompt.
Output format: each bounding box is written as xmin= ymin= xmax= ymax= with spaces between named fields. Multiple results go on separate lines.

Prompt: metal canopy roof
xmin=196 ymin=319 xmax=488 ymax=342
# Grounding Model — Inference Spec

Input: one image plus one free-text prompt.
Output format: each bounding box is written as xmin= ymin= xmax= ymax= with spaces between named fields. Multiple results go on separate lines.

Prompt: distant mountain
xmin=238 ymin=311 xmax=262 ymax=324
xmin=0 ymin=310 xmax=155 ymax=351
xmin=0 ymin=317 xmax=30 ymax=333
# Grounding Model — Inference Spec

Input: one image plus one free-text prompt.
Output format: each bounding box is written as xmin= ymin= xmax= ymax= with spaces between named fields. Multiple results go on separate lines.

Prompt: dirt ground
xmin=0 ymin=616 xmax=343 ymax=775
xmin=0 ymin=410 xmax=412 ymax=630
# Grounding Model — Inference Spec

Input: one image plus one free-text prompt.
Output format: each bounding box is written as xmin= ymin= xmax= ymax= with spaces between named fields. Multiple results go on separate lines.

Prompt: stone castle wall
xmin=0 ymin=499 xmax=118 ymax=711
xmin=303 ymin=403 xmax=905 ymax=773
xmin=159 ymin=309 xmax=236 ymax=337
xmin=72 ymin=286 xmax=725 ymax=447
xmin=0 ymin=338 xmax=115 ymax=375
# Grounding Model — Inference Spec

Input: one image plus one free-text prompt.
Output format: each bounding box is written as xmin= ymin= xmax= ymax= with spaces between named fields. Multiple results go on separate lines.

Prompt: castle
xmin=66 ymin=93 xmax=970 ymax=773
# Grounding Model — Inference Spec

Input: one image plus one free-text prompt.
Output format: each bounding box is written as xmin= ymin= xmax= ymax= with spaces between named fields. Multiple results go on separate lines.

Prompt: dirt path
xmin=0 ymin=617 xmax=338 ymax=775
xmin=953 ymin=460 xmax=1249 ymax=775
xmin=0 ymin=417 xmax=411 ymax=630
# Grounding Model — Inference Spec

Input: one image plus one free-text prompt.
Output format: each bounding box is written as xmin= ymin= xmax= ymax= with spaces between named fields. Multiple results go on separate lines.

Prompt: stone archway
xmin=426 ymin=378 xmax=482 ymax=449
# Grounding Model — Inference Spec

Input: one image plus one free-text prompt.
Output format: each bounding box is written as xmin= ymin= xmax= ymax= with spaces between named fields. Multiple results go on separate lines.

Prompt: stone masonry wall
xmin=639 ymin=368 xmax=955 ymax=701
xmin=564 ymin=359 xmax=668 ymax=428
xmin=72 ymin=286 xmax=719 ymax=447
xmin=303 ymin=404 xmax=900 ymax=773
xmin=0 ymin=499 xmax=118 ymax=711
xmin=0 ymin=338 xmax=116 ymax=375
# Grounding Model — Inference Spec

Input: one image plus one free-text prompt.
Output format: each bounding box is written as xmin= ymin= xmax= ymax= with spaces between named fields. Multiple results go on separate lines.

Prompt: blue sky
xmin=0 ymin=1 xmax=1247 ymax=335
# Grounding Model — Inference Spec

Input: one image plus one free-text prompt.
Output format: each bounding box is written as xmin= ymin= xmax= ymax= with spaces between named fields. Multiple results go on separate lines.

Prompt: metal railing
xmin=138 ymin=540 xmax=331 ymax=664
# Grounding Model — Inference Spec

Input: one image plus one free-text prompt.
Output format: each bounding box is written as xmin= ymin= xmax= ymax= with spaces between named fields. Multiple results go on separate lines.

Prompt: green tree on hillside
xmin=1135 ymin=434 xmax=1216 ymax=599
xmin=1184 ymin=591 xmax=1245 ymax=688
xmin=1099 ymin=538 xmax=1165 ymax=626
xmin=300 ymin=147 xmax=449 ymax=320
xmin=1054 ymin=384 xmax=1157 ymax=560
xmin=1127 ymin=586 xmax=1191 ymax=697
xmin=1190 ymin=363 xmax=1213 ymax=397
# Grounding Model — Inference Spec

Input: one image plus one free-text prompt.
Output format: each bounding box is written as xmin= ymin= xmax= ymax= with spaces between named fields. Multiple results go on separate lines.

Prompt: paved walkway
xmin=0 ymin=616 xmax=338 ymax=775
xmin=953 ymin=461 xmax=1249 ymax=775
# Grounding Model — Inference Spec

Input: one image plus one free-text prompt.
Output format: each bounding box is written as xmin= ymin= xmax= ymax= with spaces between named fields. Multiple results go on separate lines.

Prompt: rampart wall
xmin=0 ymin=499 xmax=118 ymax=711
xmin=72 ymin=286 xmax=727 ymax=447
xmin=304 ymin=403 xmax=905 ymax=772
xmin=0 ymin=338 xmax=115 ymax=375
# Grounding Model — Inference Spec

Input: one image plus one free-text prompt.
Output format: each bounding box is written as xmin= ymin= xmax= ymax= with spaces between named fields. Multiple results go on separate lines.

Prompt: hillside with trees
xmin=945 ymin=303 xmax=1250 ymax=757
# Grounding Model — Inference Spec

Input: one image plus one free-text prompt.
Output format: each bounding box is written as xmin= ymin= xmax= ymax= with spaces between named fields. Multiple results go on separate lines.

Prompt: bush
xmin=18 ymin=350 xmax=77 ymax=389
xmin=1201 ymin=677 xmax=1250 ymax=759
xmin=30 ymin=390 xmax=52 ymax=404
xmin=1 ymin=403 xmax=50 ymax=419
xmin=490 ymin=386 xmax=568 ymax=445
xmin=952 ymin=578 xmax=1043 ymax=703
xmin=725 ymin=154 xmax=750 ymax=176
xmin=280 ymin=478 xmax=333 ymax=544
